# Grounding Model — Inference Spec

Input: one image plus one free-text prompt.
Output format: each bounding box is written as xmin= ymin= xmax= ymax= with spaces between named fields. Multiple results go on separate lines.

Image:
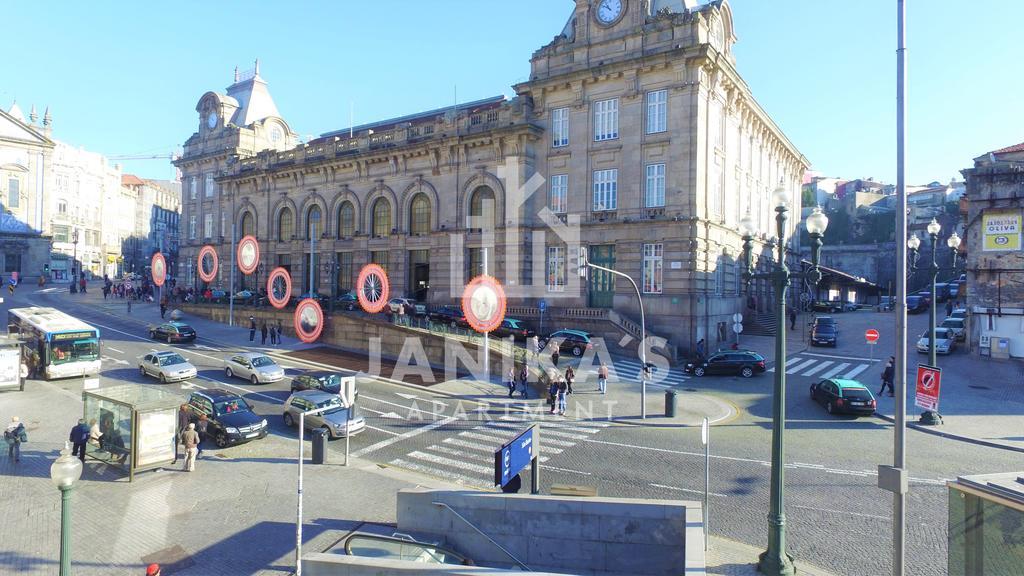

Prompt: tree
xmin=856 ymin=212 xmax=896 ymax=243
xmin=824 ymin=208 xmax=852 ymax=245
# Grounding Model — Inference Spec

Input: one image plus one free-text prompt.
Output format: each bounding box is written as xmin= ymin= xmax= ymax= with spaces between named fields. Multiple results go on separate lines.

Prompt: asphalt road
xmin=22 ymin=291 xmax=1020 ymax=576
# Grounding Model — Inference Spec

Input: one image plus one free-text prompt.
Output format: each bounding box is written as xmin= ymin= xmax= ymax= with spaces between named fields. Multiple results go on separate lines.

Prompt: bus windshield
xmin=50 ymin=339 xmax=100 ymax=364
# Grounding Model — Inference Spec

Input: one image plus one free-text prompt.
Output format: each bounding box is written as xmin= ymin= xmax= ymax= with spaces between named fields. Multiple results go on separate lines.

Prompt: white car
xmin=917 ymin=328 xmax=955 ymax=355
xmin=940 ymin=317 xmax=966 ymax=341
xmin=225 ymin=352 xmax=285 ymax=384
xmin=387 ymin=298 xmax=426 ymax=315
xmin=139 ymin=351 xmax=197 ymax=383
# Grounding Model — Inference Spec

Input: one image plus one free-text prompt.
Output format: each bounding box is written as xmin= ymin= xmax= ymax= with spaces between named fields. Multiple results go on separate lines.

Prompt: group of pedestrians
xmin=249 ymin=316 xmax=285 ymax=345
xmin=505 ymin=365 xmax=530 ymax=398
xmin=177 ymin=404 xmax=207 ymax=472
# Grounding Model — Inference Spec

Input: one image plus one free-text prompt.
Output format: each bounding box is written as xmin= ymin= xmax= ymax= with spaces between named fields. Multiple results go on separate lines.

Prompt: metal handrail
xmin=431 ymin=501 xmax=531 ymax=571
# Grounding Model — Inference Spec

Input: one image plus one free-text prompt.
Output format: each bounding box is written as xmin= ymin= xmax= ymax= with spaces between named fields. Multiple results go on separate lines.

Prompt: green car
xmin=809 ymin=378 xmax=877 ymax=416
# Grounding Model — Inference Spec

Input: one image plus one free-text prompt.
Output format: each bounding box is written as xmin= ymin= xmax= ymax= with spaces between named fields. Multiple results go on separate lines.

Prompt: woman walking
xmin=506 ymin=367 xmax=517 ymax=398
xmin=556 ymin=378 xmax=569 ymax=416
xmin=518 ymin=365 xmax=529 ymax=399
xmin=564 ymin=365 xmax=575 ymax=394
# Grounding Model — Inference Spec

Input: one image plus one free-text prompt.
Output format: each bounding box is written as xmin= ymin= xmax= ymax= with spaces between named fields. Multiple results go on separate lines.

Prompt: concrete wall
xmin=396 ymin=489 xmax=704 ymax=575
xmin=302 ymin=553 xmax=567 ymax=575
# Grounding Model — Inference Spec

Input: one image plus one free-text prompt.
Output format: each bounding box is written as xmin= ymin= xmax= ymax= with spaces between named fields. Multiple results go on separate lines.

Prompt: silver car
xmin=940 ymin=317 xmax=966 ymax=341
xmin=917 ymin=328 xmax=955 ymax=355
xmin=139 ymin=351 xmax=197 ymax=383
xmin=283 ymin=391 xmax=365 ymax=438
xmin=225 ymin=352 xmax=285 ymax=384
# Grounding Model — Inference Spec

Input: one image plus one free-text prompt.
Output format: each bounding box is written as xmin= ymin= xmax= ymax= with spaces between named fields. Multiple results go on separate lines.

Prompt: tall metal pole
xmin=586 ymin=262 xmax=646 ymax=418
xmin=929 ymin=234 xmax=938 ymax=368
xmin=229 ymin=223 xmax=236 ymax=327
xmin=892 ymin=1 xmax=909 ymax=574
xmin=59 ymin=486 xmax=72 ymax=576
xmin=758 ymin=207 xmax=793 ymax=576
xmin=483 ymin=247 xmax=489 ymax=378
xmin=296 ymin=411 xmax=304 ymax=576
xmin=309 ymin=219 xmax=316 ymax=297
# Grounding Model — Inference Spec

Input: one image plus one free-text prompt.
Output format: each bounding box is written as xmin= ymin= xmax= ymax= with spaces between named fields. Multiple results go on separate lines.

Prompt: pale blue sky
xmin=2 ymin=1 xmax=1020 ymax=184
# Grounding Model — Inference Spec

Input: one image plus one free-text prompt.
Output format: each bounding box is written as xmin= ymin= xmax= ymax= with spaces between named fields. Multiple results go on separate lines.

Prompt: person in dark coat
xmin=695 ymin=339 xmax=706 ymax=361
xmin=789 ymin=308 xmax=797 ymax=330
xmin=879 ymin=357 xmax=895 ymax=397
xmin=551 ymin=349 xmax=560 ymax=367
xmin=69 ymin=419 xmax=90 ymax=463
xmin=249 ymin=316 xmax=257 ymax=341
xmin=564 ymin=366 xmax=575 ymax=394
xmin=260 ymin=321 xmax=268 ymax=345
xmin=518 ymin=365 xmax=529 ymax=399
xmin=177 ymin=404 xmax=191 ymax=438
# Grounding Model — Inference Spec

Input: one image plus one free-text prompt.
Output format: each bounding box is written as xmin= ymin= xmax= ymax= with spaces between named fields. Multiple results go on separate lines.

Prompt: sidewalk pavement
xmin=706 ymin=536 xmax=836 ymax=576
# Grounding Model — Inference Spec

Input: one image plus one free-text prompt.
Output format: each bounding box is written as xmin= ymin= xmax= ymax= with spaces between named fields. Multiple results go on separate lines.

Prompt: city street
xmin=3 ymin=287 xmax=1021 ymax=575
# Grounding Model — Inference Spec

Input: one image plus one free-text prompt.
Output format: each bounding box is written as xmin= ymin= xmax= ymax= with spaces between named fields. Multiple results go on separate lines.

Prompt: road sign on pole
xmin=732 ymin=323 xmax=743 ymax=334
xmin=865 ymin=329 xmax=880 ymax=343
xmin=732 ymin=313 xmax=743 ymax=323
xmin=915 ymin=364 xmax=941 ymax=412
xmin=494 ymin=425 xmax=538 ymax=491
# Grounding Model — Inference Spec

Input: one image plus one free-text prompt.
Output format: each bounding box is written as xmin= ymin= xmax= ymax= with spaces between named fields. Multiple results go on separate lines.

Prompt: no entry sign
xmin=865 ymin=329 xmax=880 ymax=343
xmin=915 ymin=364 xmax=941 ymax=411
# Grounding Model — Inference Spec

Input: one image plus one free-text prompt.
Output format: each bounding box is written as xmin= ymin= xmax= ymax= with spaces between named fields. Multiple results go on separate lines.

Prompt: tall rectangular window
xmin=593 ymin=169 xmax=618 ymax=211
xmin=550 ymin=174 xmax=568 ymax=214
xmin=220 ymin=212 xmax=226 ymax=237
xmin=645 ymin=164 xmax=666 ymax=207
xmin=593 ymin=98 xmax=619 ymax=141
xmin=189 ymin=215 xmax=196 ymax=239
xmin=204 ymin=174 xmax=215 ymax=198
xmin=189 ymin=177 xmax=197 ymax=200
xmin=371 ymin=250 xmax=388 ymax=274
xmin=646 ymin=90 xmax=668 ymax=134
xmin=337 ymin=252 xmax=353 ymax=292
xmin=643 ymin=243 xmax=663 ymax=294
xmin=203 ymin=214 xmax=213 ymax=239
xmin=551 ymin=107 xmax=569 ymax=147
xmin=547 ymin=246 xmax=566 ymax=292
xmin=8 ymin=178 xmax=20 ymax=208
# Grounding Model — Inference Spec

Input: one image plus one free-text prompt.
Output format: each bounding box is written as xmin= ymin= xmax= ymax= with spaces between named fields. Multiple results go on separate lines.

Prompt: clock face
xmin=596 ymin=0 xmax=623 ymax=24
xmin=207 ymin=112 xmax=218 ymax=129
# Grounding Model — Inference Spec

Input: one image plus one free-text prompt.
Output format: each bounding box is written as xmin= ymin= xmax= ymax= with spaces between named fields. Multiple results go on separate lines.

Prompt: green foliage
xmin=824 ymin=209 xmax=852 ymax=245
xmin=857 ymin=212 xmax=896 ymax=242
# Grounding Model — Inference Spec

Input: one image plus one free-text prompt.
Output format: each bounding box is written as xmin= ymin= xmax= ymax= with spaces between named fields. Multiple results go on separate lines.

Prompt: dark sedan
xmin=150 ymin=321 xmax=197 ymax=343
xmin=184 ymin=389 xmax=268 ymax=448
xmin=429 ymin=305 xmax=467 ymax=327
xmin=810 ymin=324 xmax=837 ymax=347
xmin=809 ymin=378 xmax=877 ymax=416
xmin=493 ymin=318 xmax=535 ymax=341
xmin=684 ymin=350 xmax=766 ymax=378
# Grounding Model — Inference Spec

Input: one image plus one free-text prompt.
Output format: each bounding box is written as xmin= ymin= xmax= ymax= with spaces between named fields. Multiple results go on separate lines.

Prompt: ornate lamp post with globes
xmin=50 ymin=445 xmax=83 ymax=576
xmin=739 ymin=184 xmax=829 ymax=576
xmin=907 ymin=218 xmax=960 ymax=425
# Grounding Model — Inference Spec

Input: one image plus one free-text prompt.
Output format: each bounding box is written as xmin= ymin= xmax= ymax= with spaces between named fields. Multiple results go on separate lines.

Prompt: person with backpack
xmin=69 ymin=418 xmax=91 ymax=463
xmin=5 ymin=416 xmax=26 ymax=462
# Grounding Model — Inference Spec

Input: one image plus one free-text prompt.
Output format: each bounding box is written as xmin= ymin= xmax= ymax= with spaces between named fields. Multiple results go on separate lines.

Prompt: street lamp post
xmin=50 ymin=444 xmax=83 ymax=576
xmin=907 ymin=219 xmax=959 ymax=425
xmin=739 ymin=186 xmax=828 ymax=576
xmin=71 ymin=229 xmax=80 ymax=291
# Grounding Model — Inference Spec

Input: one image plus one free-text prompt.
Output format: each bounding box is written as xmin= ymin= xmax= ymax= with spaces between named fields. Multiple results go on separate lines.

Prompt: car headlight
xmin=260 ymin=419 xmax=268 ymax=428
xmin=225 ymin=427 xmax=239 ymax=434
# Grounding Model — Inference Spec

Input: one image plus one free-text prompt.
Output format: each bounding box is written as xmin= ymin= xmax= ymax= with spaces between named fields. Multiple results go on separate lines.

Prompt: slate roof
xmin=0 ymin=211 xmax=41 ymax=236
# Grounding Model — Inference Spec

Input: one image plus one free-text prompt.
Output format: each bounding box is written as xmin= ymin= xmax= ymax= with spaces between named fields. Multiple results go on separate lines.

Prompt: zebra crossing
xmin=611 ymin=358 xmax=690 ymax=387
xmin=769 ymin=353 xmax=878 ymax=380
xmin=388 ymin=415 xmax=609 ymax=488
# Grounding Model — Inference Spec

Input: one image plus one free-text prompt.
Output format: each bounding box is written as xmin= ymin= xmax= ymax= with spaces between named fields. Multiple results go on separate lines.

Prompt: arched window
xmin=469 ymin=186 xmax=495 ymax=230
xmin=409 ymin=193 xmax=431 ymax=235
xmin=372 ymin=198 xmax=391 ymax=237
xmin=337 ymin=202 xmax=355 ymax=238
xmin=240 ymin=211 xmax=255 ymax=237
xmin=306 ymin=205 xmax=322 ymax=240
xmin=278 ymin=207 xmax=294 ymax=242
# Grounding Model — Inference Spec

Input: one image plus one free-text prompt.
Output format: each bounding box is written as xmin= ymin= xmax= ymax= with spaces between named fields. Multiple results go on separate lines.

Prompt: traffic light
xmin=43 ymin=264 xmax=50 ymax=273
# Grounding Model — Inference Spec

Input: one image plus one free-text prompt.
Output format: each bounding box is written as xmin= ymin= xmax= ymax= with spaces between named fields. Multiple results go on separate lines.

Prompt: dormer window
xmin=270 ymin=126 xmax=283 ymax=144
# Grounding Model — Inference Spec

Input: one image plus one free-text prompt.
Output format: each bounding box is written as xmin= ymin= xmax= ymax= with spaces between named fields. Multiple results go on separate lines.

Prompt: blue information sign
xmin=494 ymin=425 xmax=537 ymax=487
xmin=538 ymin=299 xmax=547 ymax=312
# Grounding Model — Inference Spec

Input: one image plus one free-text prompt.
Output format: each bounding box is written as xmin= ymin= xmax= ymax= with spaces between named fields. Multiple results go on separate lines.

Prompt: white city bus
xmin=8 ymin=307 xmax=102 ymax=379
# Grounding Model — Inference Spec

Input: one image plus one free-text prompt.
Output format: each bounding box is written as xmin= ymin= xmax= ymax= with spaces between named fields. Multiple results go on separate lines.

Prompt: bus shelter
xmin=83 ymin=384 xmax=182 ymax=481
xmin=0 ymin=335 xmax=24 ymax=392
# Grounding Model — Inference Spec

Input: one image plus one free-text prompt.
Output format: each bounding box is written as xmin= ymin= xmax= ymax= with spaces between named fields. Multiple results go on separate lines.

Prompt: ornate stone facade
xmin=176 ymin=1 xmax=807 ymax=350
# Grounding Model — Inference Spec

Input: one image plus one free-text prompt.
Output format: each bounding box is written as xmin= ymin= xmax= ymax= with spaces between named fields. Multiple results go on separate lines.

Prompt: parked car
xmin=684 ymin=350 xmax=766 ymax=378
xmin=906 ymin=295 xmax=929 ymax=314
xmin=224 ymin=352 xmax=286 ymax=384
xmin=493 ymin=318 xmax=536 ymax=341
xmin=149 ymin=321 xmax=197 ymax=343
xmin=949 ymin=308 xmax=968 ymax=320
xmin=282 ymin=391 xmax=365 ymax=439
xmin=290 ymin=370 xmax=349 ymax=395
xmin=291 ymin=292 xmax=331 ymax=307
xmin=185 ymin=389 xmax=268 ymax=448
xmin=877 ymin=296 xmax=895 ymax=312
xmin=842 ymin=301 xmax=858 ymax=312
xmin=540 ymin=329 xmax=593 ymax=357
xmin=429 ymin=305 xmax=467 ymax=327
xmin=940 ymin=317 xmax=966 ymax=341
xmin=812 ymin=300 xmax=844 ymax=313
xmin=138 ymin=351 xmax=197 ymax=383
xmin=388 ymin=298 xmax=426 ymax=315
xmin=947 ymin=283 xmax=960 ymax=300
xmin=917 ymin=327 xmax=955 ymax=355
xmin=916 ymin=291 xmax=933 ymax=306
xmin=933 ymin=283 xmax=951 ymax=302
xmin=809 ymin=378 xmax=877 ymax=416
xmin=335 ymin=293 xmax=358 ymax=311
xmin=811 ymin=323 xmax=838 ymax=347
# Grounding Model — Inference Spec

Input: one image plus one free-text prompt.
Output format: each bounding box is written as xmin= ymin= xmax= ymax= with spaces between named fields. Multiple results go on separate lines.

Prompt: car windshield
xmin=50 ymin=339 xmax=100 ymax=364
xmin=814 ymin=326 xmax=836 ymax=333
xmin=215 ymin=398 xmax=251 ymax=415
xmin=251 ymin=356 xmax=276 ymax=368
xmin=316 ymin=374 xmax=342 ymax=392
xmin=843 ymin=388 xmax=872 ymax=400
xmin=315 ymin=397 xmax=351 ymax=416
xmin=505 ymin=320 xmax=522 ymax=329
xmin=159 ymin=354 xmax=188 ymax=367
xmin=923 ymin=330 xmax=950 ymax=342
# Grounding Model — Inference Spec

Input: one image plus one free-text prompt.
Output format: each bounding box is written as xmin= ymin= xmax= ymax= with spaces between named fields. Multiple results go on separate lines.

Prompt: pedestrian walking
xmin=518 ymin=365 xmax=529 ymax=399
xmin=551 ymin=349 xmax=560 ymax=367
xmin=127 ymin=298 xmax=132 ymax=314
xmin=181 ymin=423 xmax=200 ymax=472
xmin=946 ymin=300 xmax=953 ymax=317
xmin=789 ymin=308 xmax=797 ymax=330
xmin=878 ymin=356 xmax=895 ymax=397
xmin=160 ymin=295 xmax=168 ymax=319
xmin=597 ymin=362 xmax=609 ymax=394
xmin=548 ymin=376 xmax=559 ymax=411
xmin=564 ymin=365 xmax=575 ymax=394
xmin=195 ymin=414 xmax=208 ymax=458
xmin=260 ymin=321 xmax=268 ymax=345
xmin=5 ymin=416 xmax=26 ymax=462
xmin=531 ymin=335 xmax=540 ymax=355
xmin=276 ymin=320 xmax=284 ymax=345
xmin=249 ymin=316 xmax=257 ymax=342
xmin=556 ymin=378 xmax=568 ymax=416
xmin=69 ymin=418 xmax=90 ymax=463
xmin=269 ymin=322 xmax=277 ymax=345
xmin=79 ymin=276 xmax=87 ymax=293
xmin=506 ymin=366 xmax=517 ymax=398
xmin=146 ymin=563 xmax=162 ymax=576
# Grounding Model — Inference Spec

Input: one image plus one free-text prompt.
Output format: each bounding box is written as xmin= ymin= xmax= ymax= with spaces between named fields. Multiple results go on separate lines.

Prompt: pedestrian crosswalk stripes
xmin=767 ymin=354 xmax=877 ymax=381
xmin=388 ymin=414 xmax=608 ymax=488
xmin=611 ymin=358 xmax=690 ymax=387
